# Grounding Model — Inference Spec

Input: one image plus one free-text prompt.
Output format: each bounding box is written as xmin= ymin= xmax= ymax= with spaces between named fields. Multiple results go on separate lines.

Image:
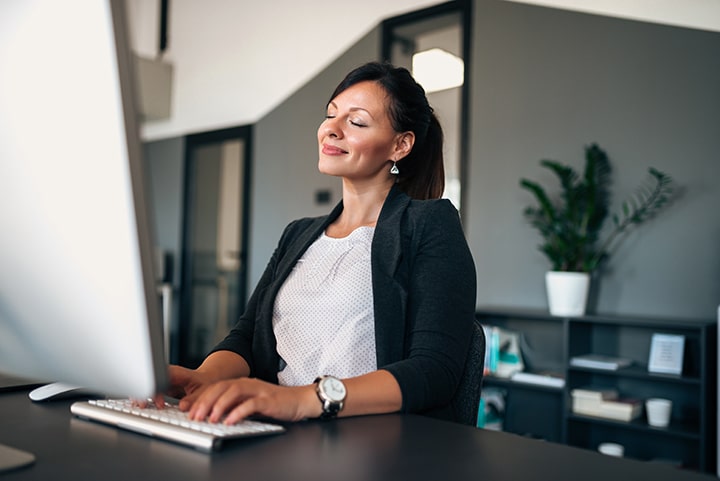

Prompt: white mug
xmin=646 ymin=398 xmax=672 ymax=427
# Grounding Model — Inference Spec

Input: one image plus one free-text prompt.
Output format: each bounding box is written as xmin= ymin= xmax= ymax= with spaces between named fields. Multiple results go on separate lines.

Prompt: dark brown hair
xmin=328 ymin=62 xmax=445 ymax=200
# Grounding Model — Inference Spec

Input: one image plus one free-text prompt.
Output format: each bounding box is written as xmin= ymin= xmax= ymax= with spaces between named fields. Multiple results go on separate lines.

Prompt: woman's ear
xmin=394 ymin=131 xmax=415 ymax=160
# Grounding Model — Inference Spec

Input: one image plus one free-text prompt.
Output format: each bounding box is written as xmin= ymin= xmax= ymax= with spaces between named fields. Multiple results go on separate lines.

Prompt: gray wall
xmin=467 ymin=0 xmax=720 ymax=319
xmin=144 ymin=136 xmax=185 ymax=349
xmin=144 ymin=136 xmax=185 ymax=287
xmin=145 ymin=0 xmax=720 ymax=322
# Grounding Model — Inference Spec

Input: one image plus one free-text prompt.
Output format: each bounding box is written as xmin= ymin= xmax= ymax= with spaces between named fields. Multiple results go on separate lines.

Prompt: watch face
xmin=322 ymin=376 xmax=346 ymax=401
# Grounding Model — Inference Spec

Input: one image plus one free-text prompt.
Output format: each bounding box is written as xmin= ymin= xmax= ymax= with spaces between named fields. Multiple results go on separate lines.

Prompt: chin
xmin=317 ymin=160 xmax=342 ymax=177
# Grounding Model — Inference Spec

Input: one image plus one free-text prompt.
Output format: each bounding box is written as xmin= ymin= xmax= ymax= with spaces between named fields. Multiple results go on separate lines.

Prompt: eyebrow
xmin=327 ymin=101 xmax=375 ymax=120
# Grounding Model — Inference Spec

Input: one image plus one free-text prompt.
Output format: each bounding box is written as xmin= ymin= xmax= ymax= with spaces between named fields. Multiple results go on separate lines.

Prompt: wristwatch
xmin=314 ymin=375 xmax=347 ymax=419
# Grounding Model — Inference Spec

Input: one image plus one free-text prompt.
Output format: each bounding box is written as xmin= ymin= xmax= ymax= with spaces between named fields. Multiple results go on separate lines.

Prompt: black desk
xmin=0 ymin=389 xmax=714 ymax=481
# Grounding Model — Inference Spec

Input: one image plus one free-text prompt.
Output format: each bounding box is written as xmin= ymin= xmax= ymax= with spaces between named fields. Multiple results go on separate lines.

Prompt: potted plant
xmin=520 ymin=143 xmax=674 ymax=316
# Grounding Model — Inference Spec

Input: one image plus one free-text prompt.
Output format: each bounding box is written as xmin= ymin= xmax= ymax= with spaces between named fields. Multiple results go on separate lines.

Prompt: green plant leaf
xmin=520 ymin=144 xmax=676 ymax=273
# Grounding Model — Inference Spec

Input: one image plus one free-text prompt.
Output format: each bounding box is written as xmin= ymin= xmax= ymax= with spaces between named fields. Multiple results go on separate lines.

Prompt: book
xmin=569 ymin=354 xmax=633 ymax=371
xmin=571 ymin=388 xmax=618 ymax=416
xmin=482 ymin=325 xmax=498 ymax=375
xmin=482 ymin=325 xmax=524 ymax=378
xmin=511 ymin=371 xmax=565 ymax=388
xmin=570 ymin=388 xmax=642 ymax=422
xmin=598 ymin=398 xmax=643 ymax=422
xmin=570 ymin=388 xmax=618 ymax=401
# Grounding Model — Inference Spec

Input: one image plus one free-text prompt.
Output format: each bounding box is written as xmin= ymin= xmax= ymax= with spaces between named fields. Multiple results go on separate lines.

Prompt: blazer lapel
xmin=372 ymin=186 xmax=411 ymax=367
xmin=273 ymin=200 xmax=344 ymax=283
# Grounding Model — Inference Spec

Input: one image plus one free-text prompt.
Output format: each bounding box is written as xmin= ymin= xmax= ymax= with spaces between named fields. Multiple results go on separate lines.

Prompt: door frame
xmin=177 ymin=125 xmax=253 ymax=367
xmin=380 ymin=0 xmax=473 ymax=217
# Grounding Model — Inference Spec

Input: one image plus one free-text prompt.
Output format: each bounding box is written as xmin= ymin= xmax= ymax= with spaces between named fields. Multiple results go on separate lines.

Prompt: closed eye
xmin=323 ymin=113 xmax=366 ymax=127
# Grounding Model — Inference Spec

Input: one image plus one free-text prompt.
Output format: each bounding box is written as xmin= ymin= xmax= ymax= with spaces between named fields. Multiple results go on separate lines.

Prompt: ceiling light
xmin=412 ymin=48 xmax=464 ymax=94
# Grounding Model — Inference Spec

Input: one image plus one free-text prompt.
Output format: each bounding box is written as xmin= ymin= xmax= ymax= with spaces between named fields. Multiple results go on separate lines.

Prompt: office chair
xmin=451 ymin=319 xmax=486 ymax=426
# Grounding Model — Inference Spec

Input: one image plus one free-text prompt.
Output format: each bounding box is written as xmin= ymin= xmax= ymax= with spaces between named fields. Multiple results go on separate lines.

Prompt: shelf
xmin=566 ymin=413 xmax=701 ymax=440
xmin=484 ymin=375 xmax=565 ymax=393
xmin=566 ymin=365 xmax=703 ymax=385
xmin=476 ymin=307 xmax=717 ymax=474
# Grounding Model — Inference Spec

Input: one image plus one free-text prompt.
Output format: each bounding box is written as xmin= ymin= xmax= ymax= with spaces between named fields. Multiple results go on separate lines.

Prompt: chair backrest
xmin=451 ymin=319 xmax=486 ymax=426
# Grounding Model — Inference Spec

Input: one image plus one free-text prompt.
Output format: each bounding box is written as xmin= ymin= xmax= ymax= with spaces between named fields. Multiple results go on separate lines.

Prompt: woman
xmin=163 ymin=61 xmax=477 ymax=425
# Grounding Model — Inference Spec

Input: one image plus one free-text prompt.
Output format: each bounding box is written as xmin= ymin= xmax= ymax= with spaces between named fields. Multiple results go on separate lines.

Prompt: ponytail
xmin=396 ymin=113 xmax=445 ymax=200
xmin=328 ymin=62 xmax=446 ymax=200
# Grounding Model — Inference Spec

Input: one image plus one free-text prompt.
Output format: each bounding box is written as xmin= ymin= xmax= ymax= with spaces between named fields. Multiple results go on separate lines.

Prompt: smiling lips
xmin=322 ymin=144 xmax=347 ymax=155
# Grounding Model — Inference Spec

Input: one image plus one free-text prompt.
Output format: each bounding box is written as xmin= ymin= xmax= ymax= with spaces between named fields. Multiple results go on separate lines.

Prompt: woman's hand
xmin=150 ymin=351 xmax=252 ymax=408
xmin=168 ymin=364 xmax=213 ymax=397
xmin=178 ymin=377 xmax=320 ymax=424
xmin=146 ymin=364 xmax=215 ymax=408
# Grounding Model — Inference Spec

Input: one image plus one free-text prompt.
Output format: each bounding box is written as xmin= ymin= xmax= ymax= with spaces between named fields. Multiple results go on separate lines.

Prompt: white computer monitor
xmin=0 ymin=0 xmax=168 ymax=399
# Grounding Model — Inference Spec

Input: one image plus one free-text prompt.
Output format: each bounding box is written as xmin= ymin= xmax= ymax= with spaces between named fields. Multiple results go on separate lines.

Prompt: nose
xmin=321 ymin=116 xmax=342 ymax=139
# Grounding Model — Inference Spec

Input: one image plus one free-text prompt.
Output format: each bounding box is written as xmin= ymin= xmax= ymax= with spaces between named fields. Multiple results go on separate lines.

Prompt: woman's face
xmin=317 ymin=81 xmax=413 ymax=183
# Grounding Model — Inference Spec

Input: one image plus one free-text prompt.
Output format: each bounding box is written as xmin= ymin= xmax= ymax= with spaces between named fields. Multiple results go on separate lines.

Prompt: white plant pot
xmin=545 ymin=271 xmax=591 ymax=317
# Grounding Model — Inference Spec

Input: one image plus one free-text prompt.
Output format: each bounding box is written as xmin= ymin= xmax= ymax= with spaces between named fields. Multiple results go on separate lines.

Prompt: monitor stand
xmin=0 ymin=443 xmax=35 ymax=473
xmin=0 ymin=376 xmax=38 ymax=472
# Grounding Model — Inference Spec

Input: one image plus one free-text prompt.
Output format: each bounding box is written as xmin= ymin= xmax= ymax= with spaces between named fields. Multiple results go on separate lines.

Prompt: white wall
xmin=127 ymin=0 xmax=443 ymax=141
xmin=127 ymin=1 xmax=720 ymax=143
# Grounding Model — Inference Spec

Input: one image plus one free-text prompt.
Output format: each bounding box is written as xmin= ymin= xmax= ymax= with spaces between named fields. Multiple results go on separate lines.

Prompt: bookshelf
xmin=478 ymin=307 xmax=717 ymax=473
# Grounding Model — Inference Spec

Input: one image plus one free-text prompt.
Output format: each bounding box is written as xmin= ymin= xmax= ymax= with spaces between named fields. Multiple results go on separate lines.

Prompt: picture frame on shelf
xmin=648 ymin=333 xmax=685 ymax=375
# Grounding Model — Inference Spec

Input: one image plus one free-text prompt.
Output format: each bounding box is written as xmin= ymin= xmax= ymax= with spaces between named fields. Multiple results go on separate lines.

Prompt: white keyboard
xmin=71 ymin=399 xmax=285 ymax=452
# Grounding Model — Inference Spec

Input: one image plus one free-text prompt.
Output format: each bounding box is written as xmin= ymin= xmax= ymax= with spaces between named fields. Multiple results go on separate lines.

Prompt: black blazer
xmin=212 ymin=186 xmax=477 ymax=419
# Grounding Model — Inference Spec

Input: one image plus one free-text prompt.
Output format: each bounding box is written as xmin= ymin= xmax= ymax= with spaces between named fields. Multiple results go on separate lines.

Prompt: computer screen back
xmin=0 ymin=0 xmax=168 ymax=398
